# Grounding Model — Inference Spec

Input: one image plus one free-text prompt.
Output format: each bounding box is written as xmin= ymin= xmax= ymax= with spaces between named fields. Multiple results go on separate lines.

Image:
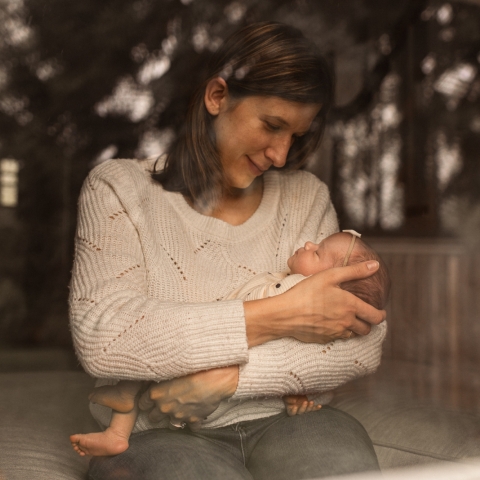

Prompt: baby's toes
xmin=297 ymin=401 xmax=309 ymax=415
xmin=287 ymin=405 xmax=298 ymax=416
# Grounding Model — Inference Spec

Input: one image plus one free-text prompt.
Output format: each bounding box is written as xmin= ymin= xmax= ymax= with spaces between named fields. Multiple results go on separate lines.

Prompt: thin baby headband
xmin=342 ymin=230 xmax=361 ymax=267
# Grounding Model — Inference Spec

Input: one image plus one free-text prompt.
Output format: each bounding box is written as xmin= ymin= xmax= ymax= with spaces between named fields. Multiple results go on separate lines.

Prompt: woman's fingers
xmin=352 ymin=297 xmax=386 ymax=327
xmin=138 ymin=389 xmax=155 ymax=411
xmin=139 ymin=367 xmax=237 ymax=430
xmin=326 ymin=260 xmax=380 ymax=285
xmin=348 ymin=316 xmax=372 ymax=337
xmin=149 ymin=408 xmax=166 ymax=423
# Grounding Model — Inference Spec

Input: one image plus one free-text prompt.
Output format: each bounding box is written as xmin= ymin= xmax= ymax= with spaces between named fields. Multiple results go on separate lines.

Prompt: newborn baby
xmin=71 ymin=230 xmax=390 ymax=457
xmin=226 ymin=230 xmax=390 ymax=415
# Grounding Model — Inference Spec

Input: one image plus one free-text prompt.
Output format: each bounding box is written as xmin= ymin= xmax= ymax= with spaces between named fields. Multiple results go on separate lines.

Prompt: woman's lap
xmin=88 ymin=429 xmax=252 ymax=480
xmin=246 ymin=406 xmax=379 ymax=480
xmin=88 ymin=407 xmax=379 ymax=480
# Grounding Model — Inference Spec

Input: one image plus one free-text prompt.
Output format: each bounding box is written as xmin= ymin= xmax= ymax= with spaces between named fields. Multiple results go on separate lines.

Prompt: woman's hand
xmin=138 ymin=365 xmax=239 ymax=430
xmin=244 ymin=260 xmax=386 ymax=346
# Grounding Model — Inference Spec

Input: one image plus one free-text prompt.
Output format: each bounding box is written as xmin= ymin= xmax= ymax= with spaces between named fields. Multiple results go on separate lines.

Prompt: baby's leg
xmin=283 ymin=395 xmax=322 ymax=416
xmin=88 ymin=380 xmax=143 ymax=413
xmin=70 ymin=401 xmax=139 ymax=457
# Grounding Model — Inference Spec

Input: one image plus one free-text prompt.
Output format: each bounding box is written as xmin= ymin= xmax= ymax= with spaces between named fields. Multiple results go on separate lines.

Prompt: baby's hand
xmin=283 ymin=395 xmax=322 ymax=416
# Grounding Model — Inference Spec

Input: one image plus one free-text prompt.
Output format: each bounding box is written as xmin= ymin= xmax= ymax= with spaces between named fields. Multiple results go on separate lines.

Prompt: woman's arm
xmin=70 ymin=164 xmax=249 ymax=380
xmin=232 ymin=322 xmax=386 ymax=399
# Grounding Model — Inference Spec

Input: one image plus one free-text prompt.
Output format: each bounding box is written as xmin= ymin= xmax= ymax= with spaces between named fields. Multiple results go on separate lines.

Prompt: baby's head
xmin=287 ymin=231 xmax=390 ymax=309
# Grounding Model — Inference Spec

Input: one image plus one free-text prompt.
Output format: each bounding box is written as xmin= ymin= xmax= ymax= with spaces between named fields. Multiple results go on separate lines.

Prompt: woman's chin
xmin=227 ymin=176 xmax=260 ymax=192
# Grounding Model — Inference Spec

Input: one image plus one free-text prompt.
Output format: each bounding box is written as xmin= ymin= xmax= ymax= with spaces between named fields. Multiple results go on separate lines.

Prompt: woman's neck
xmin=187 ymin=177 xmax=264 ymax=226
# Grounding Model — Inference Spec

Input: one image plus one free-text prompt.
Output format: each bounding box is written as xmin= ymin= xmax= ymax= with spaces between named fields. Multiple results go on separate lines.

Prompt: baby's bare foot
xmin=70 ymin=430 xmax=129 ymax=457
xmin=88 ymin=381 xmax=142 ymax=413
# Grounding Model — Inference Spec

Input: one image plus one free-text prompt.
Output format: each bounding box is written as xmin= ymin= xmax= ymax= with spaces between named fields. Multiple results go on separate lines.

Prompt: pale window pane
xmin=0 ymin=158 xmax=19 ymax=207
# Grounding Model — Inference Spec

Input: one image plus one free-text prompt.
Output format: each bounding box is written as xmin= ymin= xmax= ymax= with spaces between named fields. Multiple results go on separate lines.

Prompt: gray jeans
xmin=88 ymin=406 xmax=379 ymax=480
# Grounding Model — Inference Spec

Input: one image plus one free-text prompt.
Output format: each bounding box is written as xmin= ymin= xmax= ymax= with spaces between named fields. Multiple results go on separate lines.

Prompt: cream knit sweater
xmin=69 ymin=157 xmax=386 ymax=430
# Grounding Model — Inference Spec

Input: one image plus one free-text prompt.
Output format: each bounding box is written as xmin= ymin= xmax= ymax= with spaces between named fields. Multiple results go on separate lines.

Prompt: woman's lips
xmin=247 ymin=156 xmax=267 ymax=175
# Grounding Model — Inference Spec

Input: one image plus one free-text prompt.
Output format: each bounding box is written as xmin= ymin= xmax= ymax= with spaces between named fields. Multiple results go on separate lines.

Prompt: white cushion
xmin=0 ymin=371 xmax=98 ymax=480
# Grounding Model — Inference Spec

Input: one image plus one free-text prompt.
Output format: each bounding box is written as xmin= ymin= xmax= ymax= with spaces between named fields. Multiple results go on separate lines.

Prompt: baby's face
xmin=287 ymin=239 xmax=336 ymax=276
xmin=287 ymin=233 xmax=355 ymax=276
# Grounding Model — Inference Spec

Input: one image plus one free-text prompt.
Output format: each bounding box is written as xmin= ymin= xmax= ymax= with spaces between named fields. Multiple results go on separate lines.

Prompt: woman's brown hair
xmin=152 ymin=21 xmax=334 ymax=208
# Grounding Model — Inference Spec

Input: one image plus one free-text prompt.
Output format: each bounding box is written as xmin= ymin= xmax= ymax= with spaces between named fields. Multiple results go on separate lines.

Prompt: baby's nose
xmin=304 ymin=241 xmax=316 ymax=250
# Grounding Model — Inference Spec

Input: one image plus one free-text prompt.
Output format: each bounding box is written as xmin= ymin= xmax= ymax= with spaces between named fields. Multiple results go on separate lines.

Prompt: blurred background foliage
xmin=0 ymin=0 xmax=479 ymax=347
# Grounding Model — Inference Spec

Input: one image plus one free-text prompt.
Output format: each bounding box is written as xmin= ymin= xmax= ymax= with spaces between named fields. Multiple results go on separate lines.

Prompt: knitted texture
xmin=69 ymin=157 xmax=385 ymax=430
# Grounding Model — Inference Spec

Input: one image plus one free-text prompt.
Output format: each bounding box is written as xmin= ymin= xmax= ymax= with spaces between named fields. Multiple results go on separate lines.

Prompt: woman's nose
xmin=264 ymin=136 xmax=292 ymax=167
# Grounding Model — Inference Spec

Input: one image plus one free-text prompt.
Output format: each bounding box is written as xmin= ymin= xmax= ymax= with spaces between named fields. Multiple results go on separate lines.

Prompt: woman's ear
xmin=204 ymin=77 xmax=229 ymax=116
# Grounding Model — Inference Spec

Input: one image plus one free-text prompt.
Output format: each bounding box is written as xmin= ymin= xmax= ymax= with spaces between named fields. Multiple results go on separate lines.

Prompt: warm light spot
xmin=0 ymin=158 xmax=20 ymax=207
xmin=435 ymin=131 xmax=462 ymax=191
xmin=95 ymin=76 xmax=154 ymax=122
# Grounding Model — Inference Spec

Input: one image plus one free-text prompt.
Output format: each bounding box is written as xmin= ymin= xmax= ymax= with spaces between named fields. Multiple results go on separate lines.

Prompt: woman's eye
xmin=293 ymin=133 xmax=307 ymax=141
xmin=265 ymin=122 xmax=280 ymax=131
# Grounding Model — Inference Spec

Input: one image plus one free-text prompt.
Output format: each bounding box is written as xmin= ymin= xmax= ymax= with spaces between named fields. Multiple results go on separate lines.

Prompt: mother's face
xmin=204 ymin=78 xmax=321 ymax=190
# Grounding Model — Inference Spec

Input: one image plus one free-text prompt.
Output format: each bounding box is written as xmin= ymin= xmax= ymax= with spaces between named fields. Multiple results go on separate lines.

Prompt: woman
xmin=70 ymin=22 xmax=386 ymax=479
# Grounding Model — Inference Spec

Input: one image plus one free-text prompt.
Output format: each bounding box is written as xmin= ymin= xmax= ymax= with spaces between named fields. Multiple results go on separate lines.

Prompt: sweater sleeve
xmin=231 ymin=322 xmax=386 ymax=399
xmin=69 ymin=165 xmax=249 ymax=381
